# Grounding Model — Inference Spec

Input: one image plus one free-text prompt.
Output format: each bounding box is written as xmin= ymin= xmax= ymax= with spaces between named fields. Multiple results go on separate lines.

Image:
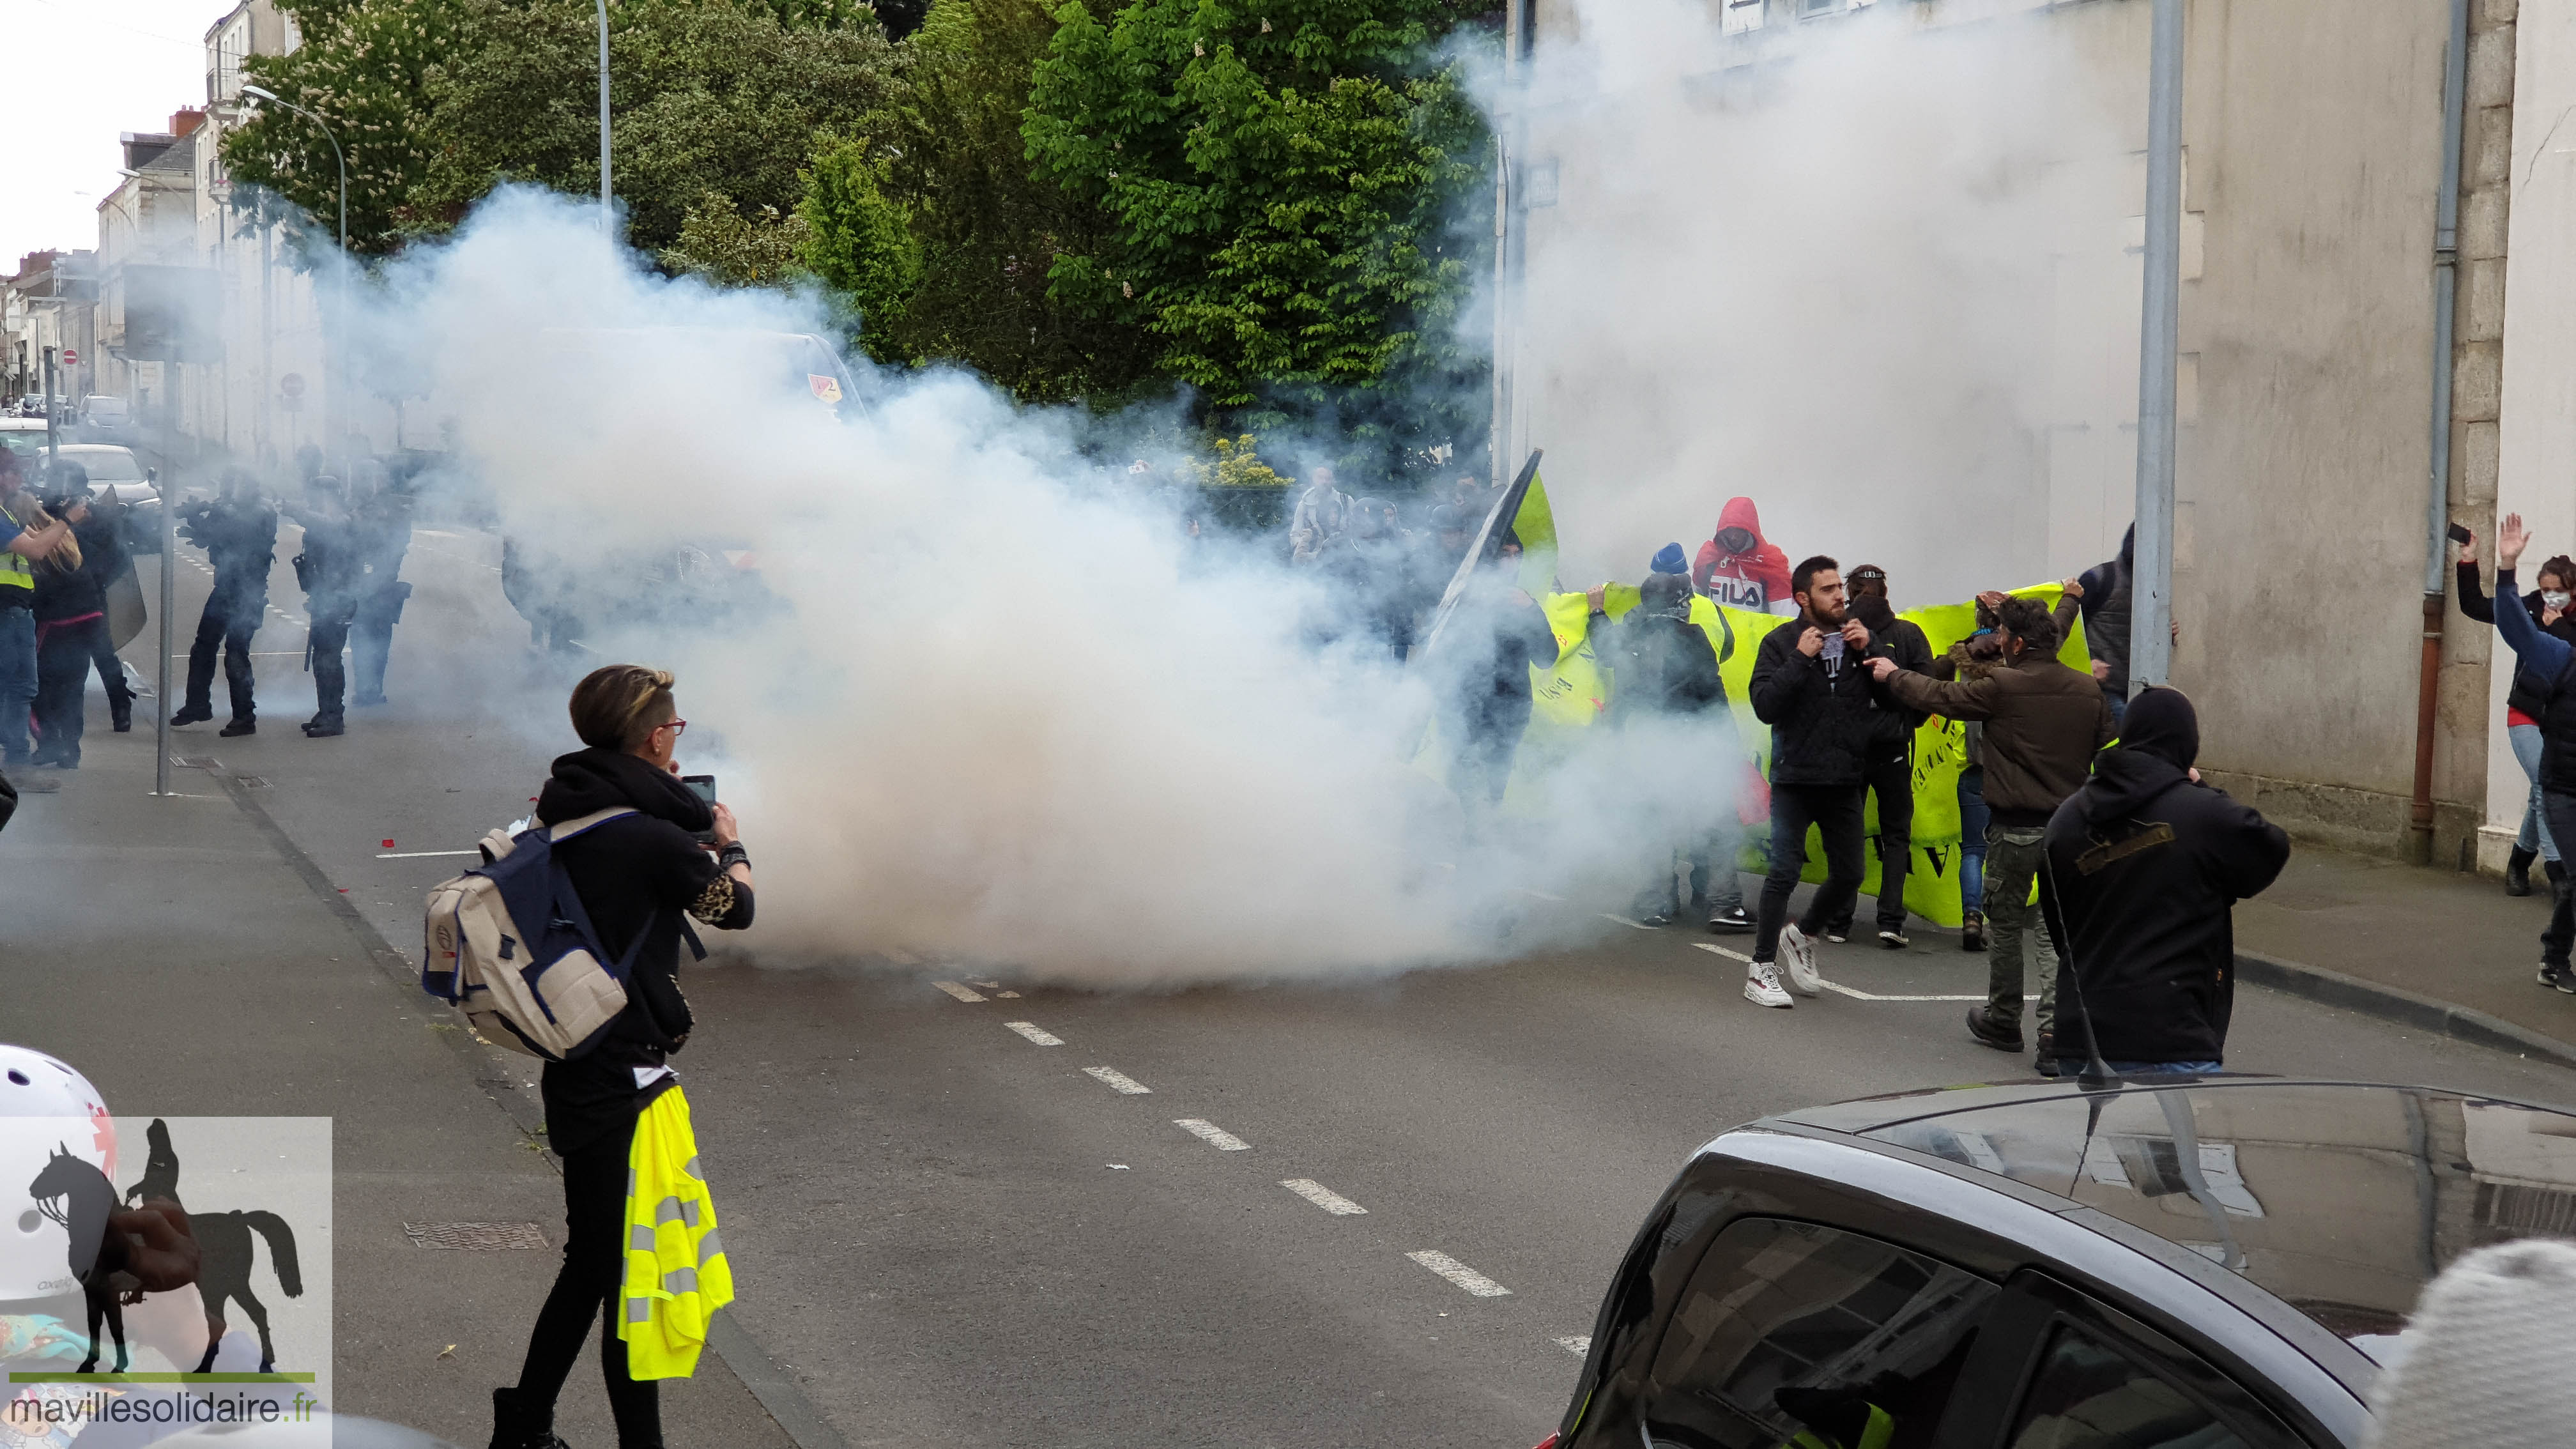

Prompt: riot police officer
xmin=348 ymin=460 xmax=411 ymax=707
xmin=170 ymin=469 xmax=279 ymax=737
xmin=288 ymin=475 xmax=364 ymax=738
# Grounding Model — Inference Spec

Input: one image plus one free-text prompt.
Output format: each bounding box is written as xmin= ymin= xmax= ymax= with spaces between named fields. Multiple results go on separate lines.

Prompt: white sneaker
xmin=1745 ymin=962 xmax=1795 ymax=1009
xmin=1780 ymin=924 xmax=1823 ymax=997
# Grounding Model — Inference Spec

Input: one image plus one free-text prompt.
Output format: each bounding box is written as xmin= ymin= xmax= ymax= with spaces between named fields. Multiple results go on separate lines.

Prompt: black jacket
xmin=183 ymin=497 xmax=278 ymax=603
xmin=2041 ymin=749 xmax=2289 ymax=1065
xmin=1849 ymin=603 xmax=1934 ymax=749
xmin=2457 ymin=559 xmax=2576 ymax=719
xmin=2078 ymin=535 xmax=2133 ymax=696
xmin=534 ymin=747 xmax=756 ymax=1153
xmin=1601 ymin=610 xmax=1726 ymax=725
xmin=30 ymin=523 xmax=109 ymax=624
xmin=1748 ymin=615 xmax=1897 ymax=786
xmin=1438 ymin=573 xmax=1556 ymax=720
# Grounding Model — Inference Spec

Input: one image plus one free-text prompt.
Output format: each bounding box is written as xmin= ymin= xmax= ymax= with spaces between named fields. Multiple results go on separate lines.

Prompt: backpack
xmin=420 ymin=808 xmax=648 ymax=1061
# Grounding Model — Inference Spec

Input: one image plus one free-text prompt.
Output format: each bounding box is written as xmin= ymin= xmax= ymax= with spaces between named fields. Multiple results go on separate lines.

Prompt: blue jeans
xmin=1958 ymin=765 xmax=1990 ymax=910
xmin=2511 ymin=721 xmax=2559 ymax=862
xmin=0 ymin=607 xmax=33 ymax=764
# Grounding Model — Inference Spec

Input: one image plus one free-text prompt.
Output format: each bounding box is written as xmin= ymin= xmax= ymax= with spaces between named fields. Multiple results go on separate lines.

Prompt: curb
xmin=199 ymin=760 xmax=852 ymax=1449
xmin=2235 ymin=949 xmax=2576 ymax=1073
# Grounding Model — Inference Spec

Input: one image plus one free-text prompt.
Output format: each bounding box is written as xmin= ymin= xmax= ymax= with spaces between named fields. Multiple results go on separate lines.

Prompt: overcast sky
xmin=8 ymin=0 xmax=218 ymax=270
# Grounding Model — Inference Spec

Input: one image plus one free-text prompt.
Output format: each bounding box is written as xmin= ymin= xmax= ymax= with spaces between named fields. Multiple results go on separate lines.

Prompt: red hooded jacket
xmin=1691 ymin=497 xmax=1793 ymax=613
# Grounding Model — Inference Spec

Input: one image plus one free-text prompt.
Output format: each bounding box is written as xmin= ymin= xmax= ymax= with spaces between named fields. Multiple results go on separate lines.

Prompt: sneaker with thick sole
xmin=1706 ymin=906 xmax=1753 ymax=933
xmin=1780 ymin=924 xmax=1823 ymax=997
xmin=1877 ymin=929 xmax=1910 ymax=950
xmin=1965 ymin=1006 xmax=2025 ymax=1052
xmin=2540 ymin=963 xmax=2568 ymax=991
xmin=1744 ymin=962 xmax=1794 ymax=1009
xmin=1823 ymin=926 xmax=1849 ymax=944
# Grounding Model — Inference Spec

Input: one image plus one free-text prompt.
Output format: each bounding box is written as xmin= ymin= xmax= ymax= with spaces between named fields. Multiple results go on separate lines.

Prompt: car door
xmin=1927 ymin=1271 xmax=2313 ymax=1449
xmin=1624 ymin=1215 xmax=2002 ymax=1449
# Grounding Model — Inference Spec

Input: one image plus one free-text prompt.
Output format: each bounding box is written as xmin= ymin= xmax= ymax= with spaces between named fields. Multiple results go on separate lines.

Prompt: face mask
xmin=2548 ymin=592 xmax=2573 ymax=611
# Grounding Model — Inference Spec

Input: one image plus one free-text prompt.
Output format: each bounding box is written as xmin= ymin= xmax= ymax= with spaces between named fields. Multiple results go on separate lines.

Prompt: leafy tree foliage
xmin=794 ymin=136 xmax=921 ymax=341
xmin=1021 ymin=0 xmax=1491 ymax=448
xmin=661 ymin=194 xmax=811 ymax=283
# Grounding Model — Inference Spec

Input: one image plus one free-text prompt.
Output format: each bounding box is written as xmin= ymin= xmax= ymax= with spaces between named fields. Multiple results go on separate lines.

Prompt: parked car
xmin=42 ymin=443 xmax=162 ymax=553
xmin=1540 ymin=1076 xmax=2576 ymax=1449
xmin=0 ymin=417 xmax=50 ymax=462
xmin=77 ymin=393 xmax=133 ymax=440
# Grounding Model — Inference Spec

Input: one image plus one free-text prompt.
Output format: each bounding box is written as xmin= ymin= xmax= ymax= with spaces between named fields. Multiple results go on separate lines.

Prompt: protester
xmin=2455 ymin=530 xmax=2576 ymax=896
xmin=27 ymin=467 xmax=102 ymax=769
xmin=493 ymin=664 xmax=756 ymax=1449
xmin=289 ymin=476 xmax=364 ymax=738
xmin=348 ymin=459 xmax=413 ymax=708
xmin=1935 ymin=585 xmax=2085 ymax=951
xmin=1589 ymin=570 xmax=1738 ymax=926
xmin=1330 ymin=498 xmax=1416 ymax=661
xmin=1874 ymin=595 xmax=2112 ymax=1068
xmin=68 ymin=475 xmax=135 ymax=733
xmin=1829 ymin=564 xmax=1934 ymax=947
xmin=1287 ymin=464 xmax=1352 ymax=565
xmin=1650 ymin=541 xmax=1689 ymax=579
xmin=171 ymin=470 xmax=279 ymax=737
xmin=2037 ymin=686 xmax=2288 ymax=1075
xmin=0 ymin=452 xmax=70 ymax=793
xmin=1431 ymin=556 xmax=1556 ymax=814
xmin=2486 ymin=514 xmax=2576 ymax=990
xmin=1744 ymin=555 xmax=1894 ymax=1008
xmin=2076 ymin=526 xmax=2135 ymax=721
xmin=1691 ymin=497 xmax=1793 ymax=615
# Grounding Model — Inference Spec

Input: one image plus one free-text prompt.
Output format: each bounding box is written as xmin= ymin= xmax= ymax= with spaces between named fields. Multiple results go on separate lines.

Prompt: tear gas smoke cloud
xmin=1498 ymin=0 xmax=2131 ymax=601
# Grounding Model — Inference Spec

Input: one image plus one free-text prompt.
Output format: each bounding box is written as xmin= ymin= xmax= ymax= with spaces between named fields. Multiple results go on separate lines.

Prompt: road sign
xmin=280 ymin=372 xmax=305 ymax=399
xmin=59 ymin=349 xmax=76 ymax=367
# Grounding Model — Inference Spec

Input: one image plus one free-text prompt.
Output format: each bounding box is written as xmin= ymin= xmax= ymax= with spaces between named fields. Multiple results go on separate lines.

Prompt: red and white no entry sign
xmin=59 ymin=349 xmax=77 ymax=367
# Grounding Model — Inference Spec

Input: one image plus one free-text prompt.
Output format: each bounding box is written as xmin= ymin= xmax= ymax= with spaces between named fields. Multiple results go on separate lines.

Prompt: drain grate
xmin=232 ymin=776 xmax=269 ymax=789
xmin=403 ymin=1221 xmax=548 ymax=1251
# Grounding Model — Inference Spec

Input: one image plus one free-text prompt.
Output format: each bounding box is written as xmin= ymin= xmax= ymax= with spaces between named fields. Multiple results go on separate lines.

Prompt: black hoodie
xmin=2039 ymin=691 xmax=2287 ymax=1065
xmin=534 ymin=747 xmax=755 ymax=1153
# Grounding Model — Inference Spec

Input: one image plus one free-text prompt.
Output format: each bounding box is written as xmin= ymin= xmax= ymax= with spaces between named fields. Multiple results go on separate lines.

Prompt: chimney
xmin=170 ymin=108 xmax=206 ymax=138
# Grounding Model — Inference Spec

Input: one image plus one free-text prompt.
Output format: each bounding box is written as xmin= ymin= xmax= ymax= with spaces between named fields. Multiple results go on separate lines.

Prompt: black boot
xmin=488 ymin=1386 xmax=569 ymax=1449
xmin=169 ymin=703 xmax=212 ymax=727
xmin=2509 ymin=845 xmax=2538 ymax=897
xmin=218 ymin=718 xmax=256 ymax=738
xmin=109 ymin=703 xmax=131 ymax=733
xmin=302 ymin=713 xmax=344 ymax=738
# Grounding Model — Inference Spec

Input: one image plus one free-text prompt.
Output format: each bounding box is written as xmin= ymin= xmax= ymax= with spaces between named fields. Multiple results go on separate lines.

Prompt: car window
xmin=2005 ymin=1324 xmax=2251 ymax=1449
xmin=0 ymin=434 xmax=40 ymax=459
xmin=1642 ymin=1217 xmax=1997 ymax=1449
xmin=68 ymin=452 xmax=141 ymax=481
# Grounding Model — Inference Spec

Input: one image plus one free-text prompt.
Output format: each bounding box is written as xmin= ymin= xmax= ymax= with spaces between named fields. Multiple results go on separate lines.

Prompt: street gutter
xmin=2237 ymin=949 xmax=2576 ymax=1074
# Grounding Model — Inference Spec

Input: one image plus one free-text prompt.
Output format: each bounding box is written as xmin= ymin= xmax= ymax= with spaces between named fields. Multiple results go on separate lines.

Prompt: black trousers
xmin=88 ymin=627 xmax=132 ymax=723
xmin=187 ymin=594 xmax=261 ymax=721
xmin=2543 ymin=791 xmax=2576 ymax=969
xmin=1448 ymin=698 xmax=1530 ymax=809
xmin=516 ymin=1126 xmax=661 ymax=1447
xmin=1828 ymin=746 xmax=1914 ymax=934
xmin=1754 ymin=783 xmax=1867 ymax=963
xmin=33 ymin=617 xmax=102 ymax=765
xmin=307 ymin=608 xmax=351 ymax=720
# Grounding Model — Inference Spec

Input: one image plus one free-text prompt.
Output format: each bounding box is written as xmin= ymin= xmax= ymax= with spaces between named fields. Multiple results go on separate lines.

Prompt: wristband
xmin=719 ymin=843 xmax=749 ymax=871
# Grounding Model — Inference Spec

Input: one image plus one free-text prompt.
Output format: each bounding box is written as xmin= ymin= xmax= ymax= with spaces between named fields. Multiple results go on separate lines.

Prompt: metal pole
xmin=2130 ymin=0 xmax=2183 ymax=694
xmin=41 ymin=348 xmax=56 ymax=475
xmin=152 ymin=467 xmax=173 ymax=798
xmin=599 ymin=0 xmax=613 ymax=236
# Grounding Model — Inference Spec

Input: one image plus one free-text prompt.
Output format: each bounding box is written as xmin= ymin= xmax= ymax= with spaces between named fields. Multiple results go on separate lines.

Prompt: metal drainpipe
xmin=2414 ymin=0 xmax=2471 ymax=862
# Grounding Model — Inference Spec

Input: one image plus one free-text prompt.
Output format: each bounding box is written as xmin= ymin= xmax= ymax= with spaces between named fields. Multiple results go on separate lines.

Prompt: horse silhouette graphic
xmin=27 ymin=1144 xmax=129 ymax=1374
xmin=125 ymin=1117 xmax=305 ymax=1374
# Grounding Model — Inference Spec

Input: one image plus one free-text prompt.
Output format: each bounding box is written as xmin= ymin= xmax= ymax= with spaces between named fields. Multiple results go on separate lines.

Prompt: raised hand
xmin=2502 ymin=512 xmax=2532 ymax=569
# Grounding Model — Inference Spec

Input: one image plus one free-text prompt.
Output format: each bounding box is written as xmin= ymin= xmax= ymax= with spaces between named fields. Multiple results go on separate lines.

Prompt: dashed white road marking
xmin=1004 ymin=1020 xmax=1062 ymax=1045
xmin=376 ymin=849 xmax=479 ymax=859
xmin=1555 ymin=1336 xmax=1590 ymax=1356
xmin=1280 ymin=1179 xmax=1366 ymax=1215
xmin=974 ymin=979 xmax=1023 ymax=998
xmin=1082 ymin=1066 xmax=1152 ymax=1095
xmin=1407 ymin=1250 xmax=1512 ymax=1298
xmin=1691 ymin=944 xmax=1986 ymax=1000
xmin=1600 ymin=914 xmax=1659 ymax=930
xmin=932 ymin=981 xmax=986 ymax=1003
xmin=1173 ymin=1118 xmax=1250 ymax=1151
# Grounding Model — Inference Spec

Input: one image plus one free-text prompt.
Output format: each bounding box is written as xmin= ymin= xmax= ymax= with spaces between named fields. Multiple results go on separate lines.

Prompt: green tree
xmin=222 ymin=0 xmax=474 ymax=255
xmin=1022 ymin=0 xmax=1491 ymax=445
xmin=416 ymin=0 xmax=897 ymax=255
xmin=818 ymin=0 xmax=1158 ymax=402
xmin=661 ymin=194 xmax=812 ymax=284
xmin=795 ymin=135 xmax=922 ymax=340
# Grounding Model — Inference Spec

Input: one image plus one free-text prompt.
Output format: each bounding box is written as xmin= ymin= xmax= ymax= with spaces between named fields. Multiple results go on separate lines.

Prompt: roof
xmin=1768 ymin=1078 xmax=2576 ymax=1362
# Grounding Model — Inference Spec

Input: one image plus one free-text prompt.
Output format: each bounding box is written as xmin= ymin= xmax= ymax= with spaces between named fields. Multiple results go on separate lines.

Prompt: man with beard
xmin=1828 ymin=564 xmax=1935 ymax=947
xmin=1743 ymin=555 xmax=1896 ymax=1008
xmin=2038 ymin=687 xmax=2287 ymax=1075
xmin=1589 ymin=569 xmax=1733 ymax=926
xmin=1872 ymin=595 xmax=2114 ymax=1068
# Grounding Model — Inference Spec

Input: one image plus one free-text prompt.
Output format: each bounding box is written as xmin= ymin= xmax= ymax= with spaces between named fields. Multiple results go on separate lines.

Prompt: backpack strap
xmin=679 ymin=917 xmax=708 ymax=963
xmin=546 ymin=806 xmax=640 ymax=843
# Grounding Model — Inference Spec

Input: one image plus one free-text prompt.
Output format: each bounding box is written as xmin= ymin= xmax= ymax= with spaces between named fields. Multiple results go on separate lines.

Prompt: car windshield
xmin=1860 ymin=1083 xmax=2576 ymax=1364
xmin=0 ymin=434 xmax=42 ymax=459
xmin=65 ymin=451 xmax=142 ymax=482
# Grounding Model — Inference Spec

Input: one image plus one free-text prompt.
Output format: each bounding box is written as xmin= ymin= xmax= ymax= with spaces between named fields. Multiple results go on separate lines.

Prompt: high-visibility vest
xmin=618 ymin=1085 xmax=735 ymax=1379
xmin=0 ymin=502 xmax=33 ymax=597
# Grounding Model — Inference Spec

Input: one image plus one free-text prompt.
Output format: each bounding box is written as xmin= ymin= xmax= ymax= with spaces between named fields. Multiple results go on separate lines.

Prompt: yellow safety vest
xmin=618 ymin=1085 xmax=735 ymax=1379
xmin=0 ymin=501 xmax=33 ymax=595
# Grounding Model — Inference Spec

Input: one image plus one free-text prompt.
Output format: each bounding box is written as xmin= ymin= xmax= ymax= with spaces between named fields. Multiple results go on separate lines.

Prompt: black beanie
xmin=2120 ymin=686 xmax=2199 ymax=770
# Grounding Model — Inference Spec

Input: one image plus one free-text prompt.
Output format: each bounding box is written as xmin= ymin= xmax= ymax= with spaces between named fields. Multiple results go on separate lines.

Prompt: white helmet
xmin=0 ymin=1044 xmax=115 ymax=1301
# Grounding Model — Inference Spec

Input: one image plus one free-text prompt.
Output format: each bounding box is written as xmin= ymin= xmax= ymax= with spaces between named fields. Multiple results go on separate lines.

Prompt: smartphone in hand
xmin=684 ymin=775 xmax=717 ymax=846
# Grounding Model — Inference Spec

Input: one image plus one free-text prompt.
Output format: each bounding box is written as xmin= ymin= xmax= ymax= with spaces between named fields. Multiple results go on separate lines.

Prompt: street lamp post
xmin=599 ymin=0 xmax=614 ymax=236
xmin=240 ymin=84 xmax=350 ymax=479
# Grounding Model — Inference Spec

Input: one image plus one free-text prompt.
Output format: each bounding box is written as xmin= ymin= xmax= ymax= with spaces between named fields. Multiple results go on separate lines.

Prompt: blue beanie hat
xmin=1650 ymin=542 xmax=1689 ymax=575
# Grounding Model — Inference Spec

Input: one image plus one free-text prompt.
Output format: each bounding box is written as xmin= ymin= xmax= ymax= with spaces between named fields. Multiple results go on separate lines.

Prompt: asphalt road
xmin=34 ymin=520 xmax=2576 ymax=1448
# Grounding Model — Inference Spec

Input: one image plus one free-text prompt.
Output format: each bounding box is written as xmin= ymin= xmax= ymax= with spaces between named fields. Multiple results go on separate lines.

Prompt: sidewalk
xmin=0 ymin=727 xmax=808 ymax=1446
xmin=2232 ymin=845 xmax=2576 ymax=1071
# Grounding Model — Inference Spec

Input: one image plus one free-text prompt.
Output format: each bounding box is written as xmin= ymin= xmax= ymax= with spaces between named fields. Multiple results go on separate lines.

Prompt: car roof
xmin=52 ymin=444 xmax=130 ymax=454
xmin=1764 ymin=1077 xmax=2576 ymax=1366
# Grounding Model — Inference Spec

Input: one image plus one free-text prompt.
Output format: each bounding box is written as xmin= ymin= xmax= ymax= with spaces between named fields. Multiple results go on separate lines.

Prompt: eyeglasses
xmin=657 ymin=719 xmax=687 ymax=738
